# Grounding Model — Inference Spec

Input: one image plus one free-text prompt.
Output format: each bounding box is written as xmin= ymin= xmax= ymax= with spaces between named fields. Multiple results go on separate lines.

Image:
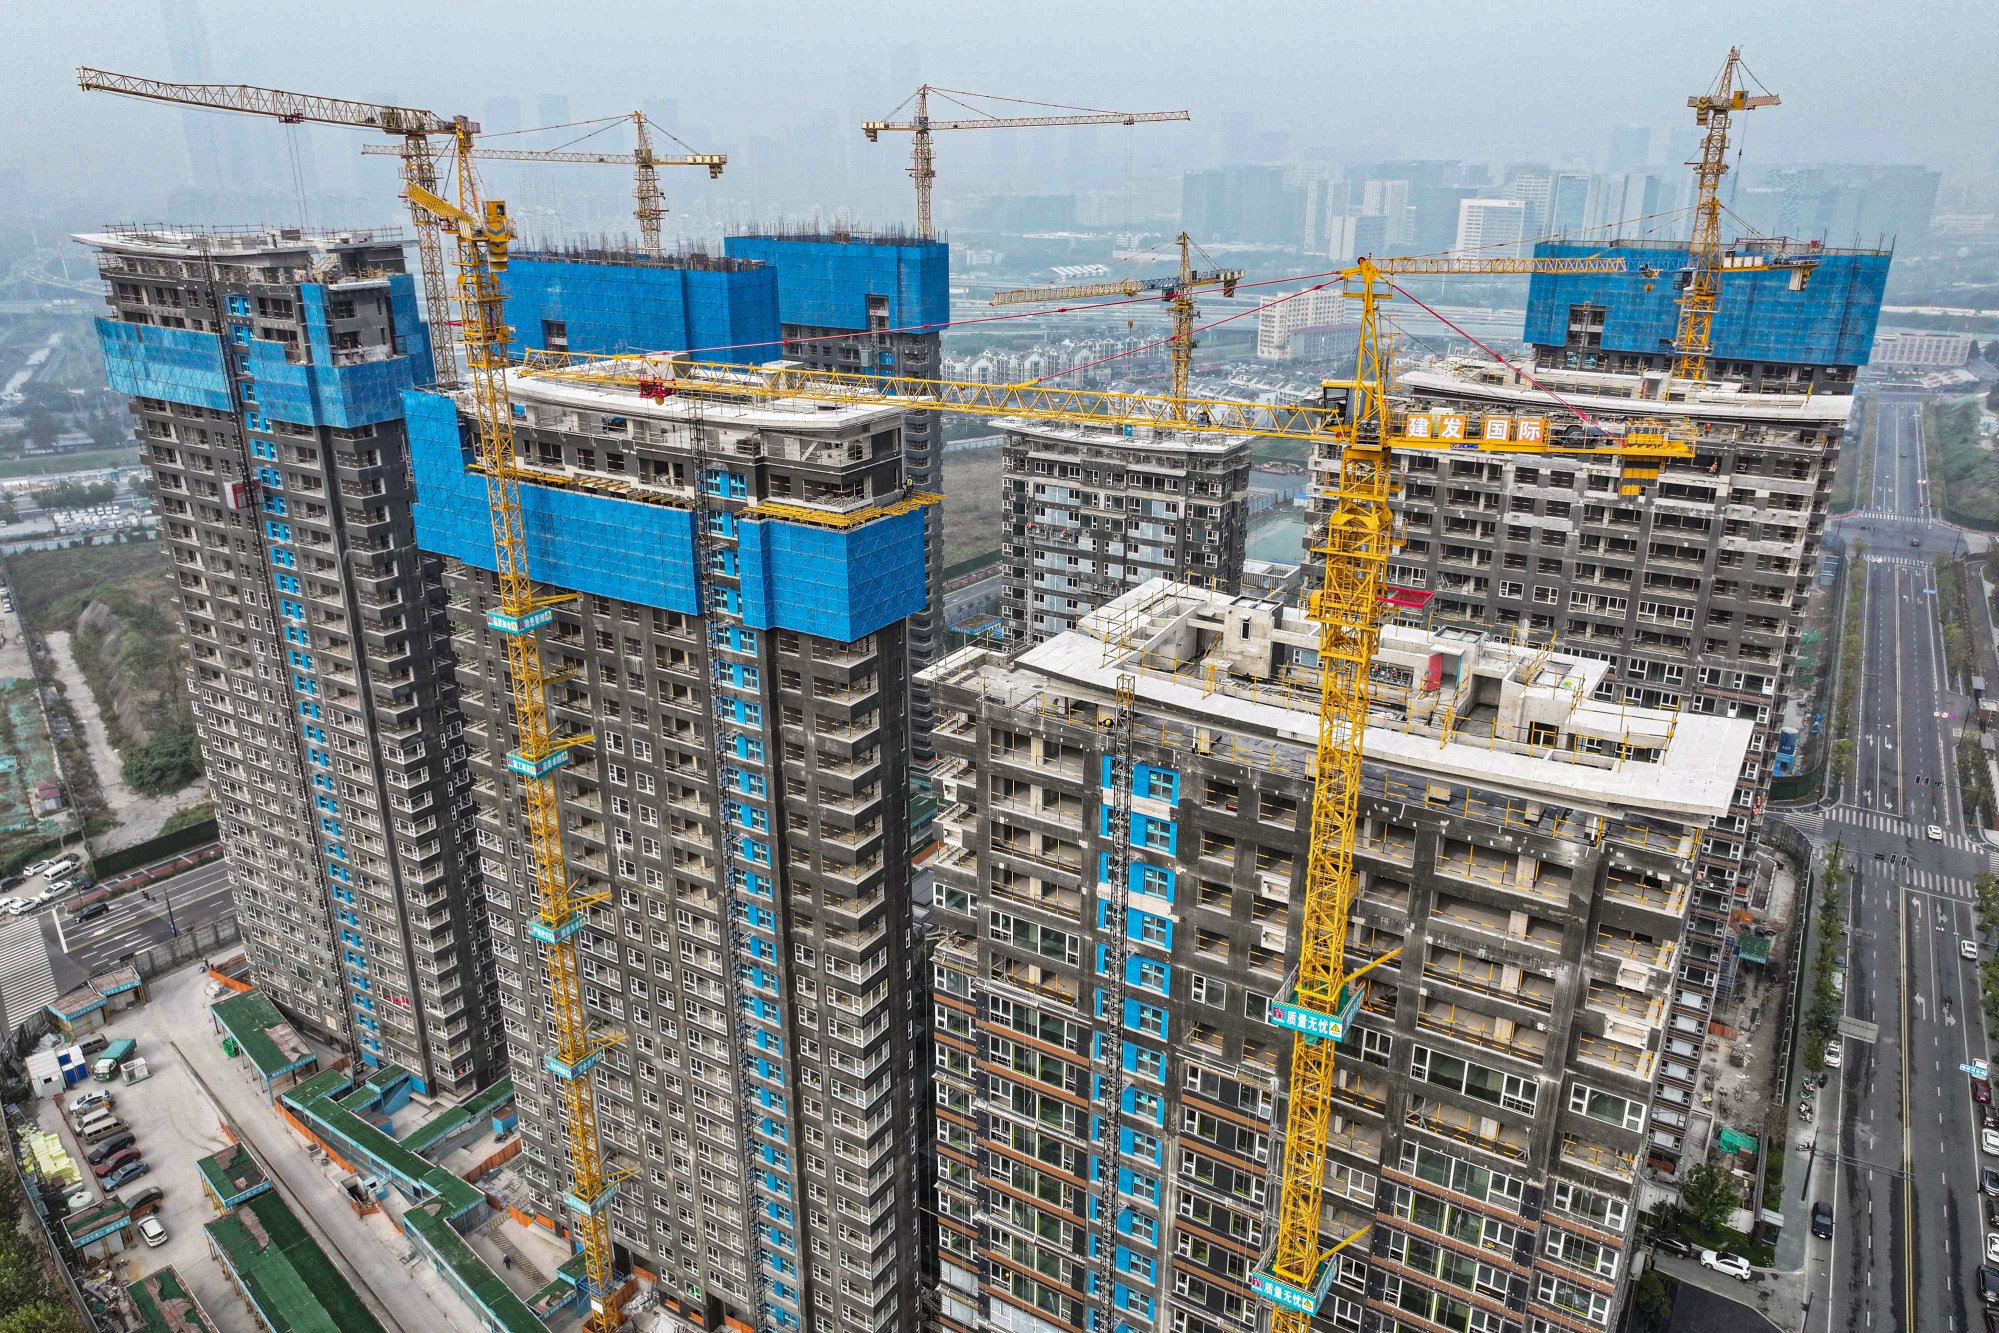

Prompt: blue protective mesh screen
xmin=407 ymin=391 xmax=928 ymax=637
xmin=94 ymin=318 xmax=230 ymax=410
xmin=500 ymin=257 xmax=781 ymax=361
xmin=722 ymin=236 xmax=949 ymax=333
xmin=737 ymin=507 xmax=928 ymax=641
xmin=405 ymin=390 xmax=701 ymax=614
xmin=1523 ymin=241 xmax=1890 ymax=367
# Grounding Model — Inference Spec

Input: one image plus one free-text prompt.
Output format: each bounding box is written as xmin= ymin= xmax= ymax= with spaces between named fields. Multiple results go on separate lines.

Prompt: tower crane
xmin=80 ymin=63 xmax=633 ymax=1332
xmin=78 ymin=67 xmax=469 ymax=387
xmin=990 ymin=232 xmax=1242 ymax=412
xmin=513 ymin=247 xmax=1673 ymax=1330
xmin=401 ymin=144 xmax=636 ymax=1333
xmin=863 ymin=85 xmax=1189 ymax=238
xmin=1669 ymin=48 xmax=1807 ymax=384
xmin=364 ymin=112 xmax=725 ymax=258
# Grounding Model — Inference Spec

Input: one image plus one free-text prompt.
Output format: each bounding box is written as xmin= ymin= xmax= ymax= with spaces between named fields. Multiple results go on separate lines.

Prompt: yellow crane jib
xmin=77 ymin=66 xmax=471 ymax=387
xmin=863 ymin=84 xmax=1189 ymax=238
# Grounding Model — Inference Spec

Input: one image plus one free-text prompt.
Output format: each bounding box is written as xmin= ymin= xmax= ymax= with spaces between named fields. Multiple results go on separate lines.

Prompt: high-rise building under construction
xmin=1384 ymin=234 xmax=1890 ymax=1170
xmin=999 ymin=421 xmax=1252 ymax=649
xmin=410 ymin=295 xmax=930 ymax=1330
xmin=924 ymin=583 xmax=1749 ymax=1333
xmin=724 ymin=230 xmax=949 ymax=768
xmin=79 ymin=224 xmax=501 ymax=1096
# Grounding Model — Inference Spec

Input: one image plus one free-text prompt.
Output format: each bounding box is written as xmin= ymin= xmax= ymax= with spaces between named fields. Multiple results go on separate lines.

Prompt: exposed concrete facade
xmin=80 ymin=226 xmax=498 ymax=1096
xmin=431 ymin=371 xmax=925 ymax=1332
xmin=923 ymin=581 xmax=1748 ymax=1333
xmin=999 ymin=421 xmax=1252 ymax=649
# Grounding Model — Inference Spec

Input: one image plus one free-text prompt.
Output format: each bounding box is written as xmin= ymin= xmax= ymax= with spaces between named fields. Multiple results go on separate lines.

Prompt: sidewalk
xmin=133 ymin=966 xmax=488 ymax=1333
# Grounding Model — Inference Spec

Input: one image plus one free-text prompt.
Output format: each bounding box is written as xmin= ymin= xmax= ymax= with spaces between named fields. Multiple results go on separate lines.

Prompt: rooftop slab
xmin=204 ymin=1189 xmax=386 ymax=1333
xmin=210 ymin=990 xmax=317 ymax=1083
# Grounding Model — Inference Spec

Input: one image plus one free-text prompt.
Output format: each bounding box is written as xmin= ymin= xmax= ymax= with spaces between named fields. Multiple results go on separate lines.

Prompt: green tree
xmin=121 ymin=724 xmax=202 ymax=795
xmin=1978 ymin=874 xmax=1999 ymax=937
xmin=1631 ymin=1270 xmax=1674 ymax=1330
xmin=1830 ymin=739 xmax=1855 ymax=783
xmin=1678 ymin=1160 xmax=1741 ymax=1234
xmin=0 ymin=1299 xmax=87 ymax=1333
xmin=22 ymin=409 xmax=57 ymax=451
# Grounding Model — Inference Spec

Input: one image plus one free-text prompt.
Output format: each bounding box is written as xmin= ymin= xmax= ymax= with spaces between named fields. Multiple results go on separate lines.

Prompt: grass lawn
xmin=941 ymin=447 xmax=1006 ymax=569
xmin=1928 ymin=398 xmax=1999 ymax=528
xmin=0 ymin=447 xmax=140 ymax=480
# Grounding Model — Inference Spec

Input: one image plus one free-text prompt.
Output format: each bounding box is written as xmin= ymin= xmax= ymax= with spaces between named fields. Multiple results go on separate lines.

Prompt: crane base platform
xmin=1250 ymin=1250 xmax=1340 ymax=1315
xmin=1264 ymin=982 xmax=1365 ymax=1044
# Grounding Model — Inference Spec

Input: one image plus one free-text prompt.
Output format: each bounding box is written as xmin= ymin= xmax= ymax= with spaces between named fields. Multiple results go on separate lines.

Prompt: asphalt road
xmin=43 ymin=859 xmax=233 ymax=990
xmin=1790 ymin=396 xmax=1999 ymax=1333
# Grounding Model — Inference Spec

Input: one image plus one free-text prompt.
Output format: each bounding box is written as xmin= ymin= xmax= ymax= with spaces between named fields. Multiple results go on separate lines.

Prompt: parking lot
xmin=32 ymin=1008 xmax=247 ymax=1330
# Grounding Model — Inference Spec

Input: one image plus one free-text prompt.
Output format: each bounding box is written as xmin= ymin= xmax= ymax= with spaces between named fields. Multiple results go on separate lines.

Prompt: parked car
xmin=36 ymin=884 xmax=67 ymax=904
xmin=1977 ymin=1078 xmax=1993 ymax=1105
xmin=118 ymin=1184 xmax=163 ymax=1219
xmin=92 ymin=1148 xmax=140 ymax=1178
xmin=22 ymin=860 xmax=53 ymax=878
xmin=136 ymin=1216 xmax=167 ymax=1248
xmin=1968 ymin=939 xmax=1983 ymax=960
xmin=1700 ymin=1250 xmax=1753 ymax=1280
xmin=2 ymin=900 xmax=32 ymax=916
xmin=1986 ymin=1195 xmax=1999 ymax=1228
xmin=102 ymin=1161 xmax=149 ymax=1190
xmin=1987 ymin=1233 xmax=1999 ymax=1264
xmin=1825 ymin=1038 xmax=1844 ymax=1069
xmin=1982 ymin=1265 xmax=1999 ymax=1307
xmin=1651 ymin=1234 xmax=1695 ymax=1258
xmin=74 ymin=1038 xmax=109 ymax=1062
xmin=1985 ymin=1128 xmax=1999 ymax=1157
xmin=1812 ymin=1202 xmax=1834 ymax=1239
xmin=1982 ymin=1166 xmax=1999 ymax=1196
xmin=85 ymin=1133 xmax=134 ymax=1164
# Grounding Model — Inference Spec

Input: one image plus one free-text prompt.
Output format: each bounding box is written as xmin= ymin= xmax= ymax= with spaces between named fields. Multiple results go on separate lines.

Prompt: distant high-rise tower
xmin=159 ymin=0 xmax=272 ymax=192
xmin=1453 ymin=197 xmax=1527 ymax=258
xmin=1606 ymin=123 xmax=1652 ymax=173
xmin=535 ymin=94 xmax=570 ymax=129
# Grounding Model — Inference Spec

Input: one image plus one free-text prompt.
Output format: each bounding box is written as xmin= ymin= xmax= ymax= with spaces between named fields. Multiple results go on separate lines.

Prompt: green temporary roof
xmin=127 ymin=1265 xmax=215 ymax=1333
xmin=211 ymin=990 xmax=318 ymax=1082
xmin=195 ymin=1143 xmax=269 ymax=1208
xmin=204 ymin=1190 xmax=385 ymax=1333
xmin=403 ymin=1202 xmax=546 ymax=1333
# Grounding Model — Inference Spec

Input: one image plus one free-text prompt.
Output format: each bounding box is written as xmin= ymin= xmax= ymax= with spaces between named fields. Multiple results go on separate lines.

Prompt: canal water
xmin=1245 ymin=512 xmax=1308 ymax=564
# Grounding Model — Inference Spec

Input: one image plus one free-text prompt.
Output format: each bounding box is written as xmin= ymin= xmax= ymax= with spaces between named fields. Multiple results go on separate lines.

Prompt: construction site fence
xmin=92 ymin=821 xmax=220 ymax=879
xmin=130 ymin=915 xmax=241 ymax=982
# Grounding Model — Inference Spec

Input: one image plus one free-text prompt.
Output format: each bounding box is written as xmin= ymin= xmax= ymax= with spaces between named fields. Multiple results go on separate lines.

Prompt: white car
xmin=21 ymin=860 xmax=52 ymax=878
xmin=1986 ymin=1232 xmax=1999 ymax=1264
xmin=1929 ymin=825 xmax=1946 ymax=843
xmin=1824 ymin=1038 xmax=1844 ymax=1069
xmin=4 ymin=899 xmax=33 ymax=916
xmin=137 ymin=1216 xmax=166 ymax=1247
xmin=1699 ymin=1250 xmax=1753 ymax=1280
xmin=1985 ymin=1127 xmax=1999 ymax=1156
xmin=1968 ymin=939 xmax=1983 ymax=960
xmin=36 ymin=884 xmax=67 ymax=903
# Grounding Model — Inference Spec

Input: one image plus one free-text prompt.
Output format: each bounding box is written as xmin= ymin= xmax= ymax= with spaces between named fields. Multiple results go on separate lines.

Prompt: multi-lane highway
xmin=1786 ymin=395 xmax=1999 ymax=1333
xmin=46 ymin=858 xmax=234 ymax=988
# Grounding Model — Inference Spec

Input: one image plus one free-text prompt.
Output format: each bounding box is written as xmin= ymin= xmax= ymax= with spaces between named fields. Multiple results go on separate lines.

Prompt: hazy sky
xmin=6 ymin=0 xmax=1991 ymax=224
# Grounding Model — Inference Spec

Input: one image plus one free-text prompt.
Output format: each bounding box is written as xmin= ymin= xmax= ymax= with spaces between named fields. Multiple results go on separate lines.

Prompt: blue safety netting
xmin=406 ymin=390 xmax=701 ymax=614
xmin=94 ymin=318 xmax=230 ymax=410
xmin=500 ymin=256 xmax=781 ymax=361
xmin=723 ymin=235 xmax=949 ymax=333
xmin=1524 ymin=241 xmax=1890 ymax=367
xmin=737 ymin=507 xmax=928 ymax=641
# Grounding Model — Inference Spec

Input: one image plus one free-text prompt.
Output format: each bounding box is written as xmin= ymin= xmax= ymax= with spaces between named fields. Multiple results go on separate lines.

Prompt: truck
xmin=92 ymin=1039 xmax=135 ymax=1082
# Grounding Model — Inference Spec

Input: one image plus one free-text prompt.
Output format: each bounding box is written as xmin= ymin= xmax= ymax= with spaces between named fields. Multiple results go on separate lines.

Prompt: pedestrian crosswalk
xmin=1898 ymin=867 xmax=1984 ymax=901
xmin=1857 ymin=553 xmax=1936 ymax=570
xmin=0 ymin=915 xmax=56 ymax=1032
xmin=1784 ymin=805 xmax=1998 ymax=857
xmin=1841 ymin=509 xmax=1927 ymax=524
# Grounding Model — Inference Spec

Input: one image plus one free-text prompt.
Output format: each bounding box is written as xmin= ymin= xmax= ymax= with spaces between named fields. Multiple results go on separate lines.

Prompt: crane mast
xmin=863 ymin=85 xmax=1190 ymax=239
xmin=1670 ymin=48 xmax=1779 ymax=384
xmin=991 ymin=233 xmax=1241 ymax=414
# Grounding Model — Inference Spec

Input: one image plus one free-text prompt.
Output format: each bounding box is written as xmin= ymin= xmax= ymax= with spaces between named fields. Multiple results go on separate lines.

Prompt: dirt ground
xmin=43 ymin=629 xmax=202 ymax=849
